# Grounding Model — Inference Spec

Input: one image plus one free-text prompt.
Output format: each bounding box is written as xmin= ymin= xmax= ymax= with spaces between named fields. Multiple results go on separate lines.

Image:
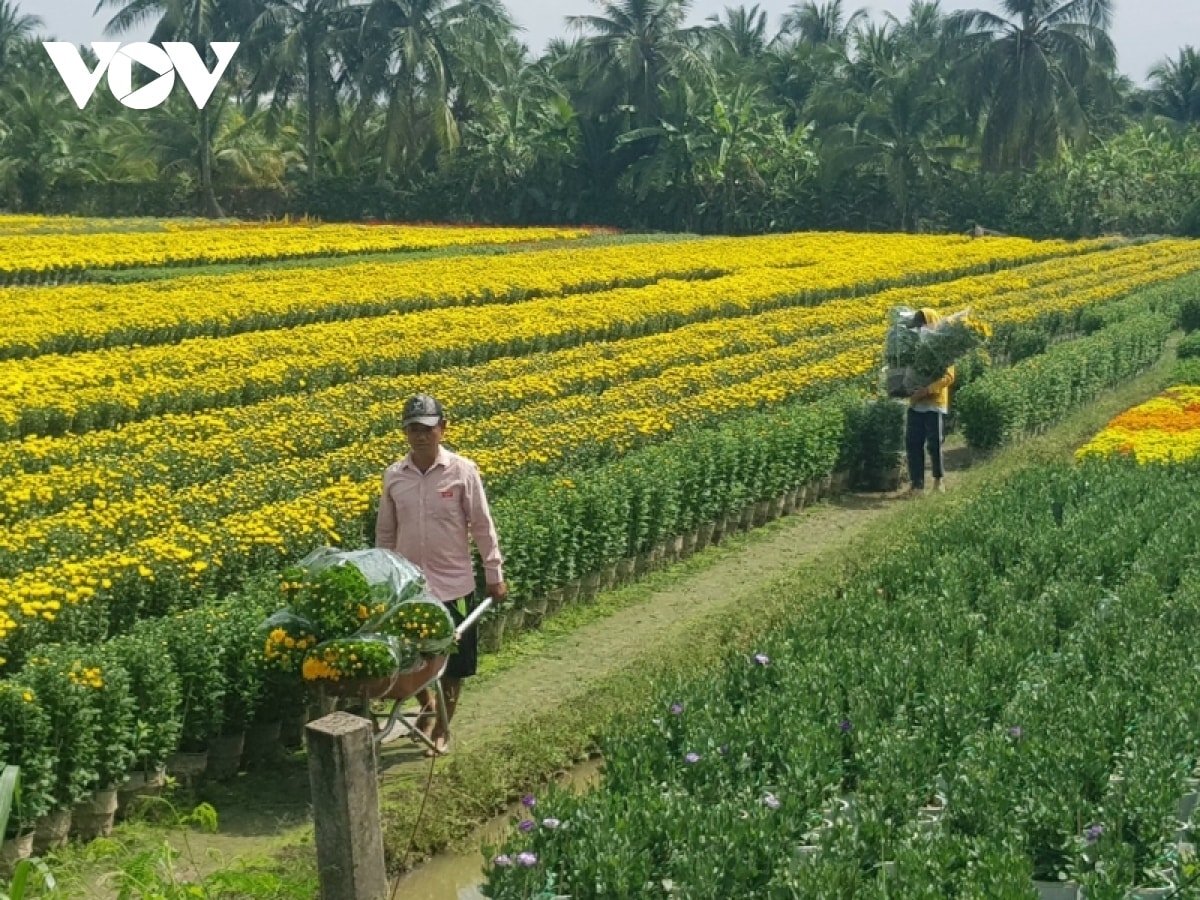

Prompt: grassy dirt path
xmin=430 ymin=494 xmax=887 ymax=753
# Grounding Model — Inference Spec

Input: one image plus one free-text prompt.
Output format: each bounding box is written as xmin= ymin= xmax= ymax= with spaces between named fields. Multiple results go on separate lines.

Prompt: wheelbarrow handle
xmin=455 ymin=596 xmax=493 ymax=640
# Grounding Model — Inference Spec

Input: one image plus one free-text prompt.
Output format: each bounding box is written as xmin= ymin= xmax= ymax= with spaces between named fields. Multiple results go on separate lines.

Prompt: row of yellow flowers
xmin=0 ymin=240 xmax=1195 ymax=536
xmin=4 ymin=240 xmax=1152 ymax=513
xmin=0 ymin=222 xmax=597 ymax=280
xmin=5 ymin=238 xmax=1190 ymax=441
xmin=0 ymin=324 xmax=875 ymax=576
xmin=1076 ymin=385 xmax=1200 ymax=463
xmin=2 ymin=252 xmax=1196 ymax=650
xmin=0 ymin=232 xmax=1110 ymax=361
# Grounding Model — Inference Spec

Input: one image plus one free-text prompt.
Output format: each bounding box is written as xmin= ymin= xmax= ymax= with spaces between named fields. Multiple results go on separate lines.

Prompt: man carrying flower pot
xmin=905 ymin=309 xmax=955 ymax=495
xmin=375 ymin=393 xmax=507 ymax=756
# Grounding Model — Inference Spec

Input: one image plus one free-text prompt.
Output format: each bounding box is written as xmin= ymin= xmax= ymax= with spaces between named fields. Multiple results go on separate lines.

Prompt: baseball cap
xmin=401 ymin=393 xmax=445 ymax=427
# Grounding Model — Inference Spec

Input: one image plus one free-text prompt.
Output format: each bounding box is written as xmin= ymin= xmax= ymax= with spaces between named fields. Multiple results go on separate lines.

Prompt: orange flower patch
xmin=1078 ymin=386 xmax=1200 ymax=464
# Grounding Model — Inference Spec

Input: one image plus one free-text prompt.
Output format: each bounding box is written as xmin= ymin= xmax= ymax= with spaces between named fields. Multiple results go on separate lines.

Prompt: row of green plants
xmin=0 ymin=594 xmax=298 ymax=844
xmin=948 ymin=271 xmax=1200 ymax=408
xmin=956 ymin=312 xmax=1175 ymax=451
xmin=483 ymin=455 xmax=1200 ymax=898
xmin=491 ymin=393 xmax=856 ymax=602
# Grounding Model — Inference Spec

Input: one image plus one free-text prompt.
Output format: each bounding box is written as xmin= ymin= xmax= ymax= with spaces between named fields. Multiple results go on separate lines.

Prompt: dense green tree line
xmin=1 ymin=0 xmax=1199 ymax=235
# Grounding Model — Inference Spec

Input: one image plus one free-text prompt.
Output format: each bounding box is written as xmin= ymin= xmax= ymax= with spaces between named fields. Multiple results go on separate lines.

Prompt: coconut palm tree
xmin=780 ymin=0 xmax=865 ymax=48
xmin=1148 ymin=47 xmax=1200 ymax=125
xmin=95 ymin=0 xmax=240 ymax=215
xmin=705 ymin=4 xmax=770 ymax=62
xmin=245 ymin=0 xmax=367 ymax=186
xmin=848 ymin=57 xmax=964 ymax=229
xmin=566 ymin=0 xmax=696 ymax=129
xmin=0 ymin=0 xmax=42 ymax=69
xmin=949 ymin=0 xmax=1117 ymax=171
xmin=360 ymin=0 xmax=509 ymax=180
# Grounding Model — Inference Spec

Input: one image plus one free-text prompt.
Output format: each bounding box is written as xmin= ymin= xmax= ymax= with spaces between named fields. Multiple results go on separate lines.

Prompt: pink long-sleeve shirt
xmin=374 ymin=446 xmax=504 ymax=603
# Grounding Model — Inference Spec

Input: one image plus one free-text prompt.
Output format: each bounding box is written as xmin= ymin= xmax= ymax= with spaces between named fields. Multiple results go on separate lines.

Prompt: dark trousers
xmin=906 ymin=409 xmax=944 ymax=489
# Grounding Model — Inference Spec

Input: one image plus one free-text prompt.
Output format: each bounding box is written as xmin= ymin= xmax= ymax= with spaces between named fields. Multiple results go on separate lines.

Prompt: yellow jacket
xmin=910 ymin=307 xmax=956 ymax=411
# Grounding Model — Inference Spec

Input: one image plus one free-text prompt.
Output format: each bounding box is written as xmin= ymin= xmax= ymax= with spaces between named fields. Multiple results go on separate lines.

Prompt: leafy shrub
xmin=957 ymin=314 xmax=1173 ymax=451
xmin=1178 ymin=295 xmax=1200 ymax=333
xmin=845 ymin=399 xmax=905 ymax=490
xmin=0 ymin=680 xmax=55 ymax=828
xmin=1177 ymin=332 xmax=1200 ymax=360
xmin=149 ymin=612 xmax=226 ymax=751
xmin=1005 ymin=327 xmax=1049 ymax=363
xmin=21 ymin=648 xmax=102 ymax=809
xmin=108 ymin=629 xmax=183 ymax=775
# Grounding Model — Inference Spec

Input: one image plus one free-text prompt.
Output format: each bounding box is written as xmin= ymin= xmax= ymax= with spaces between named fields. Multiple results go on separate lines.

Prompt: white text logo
xmin=42 ymin=42 xmax=240 ymax=110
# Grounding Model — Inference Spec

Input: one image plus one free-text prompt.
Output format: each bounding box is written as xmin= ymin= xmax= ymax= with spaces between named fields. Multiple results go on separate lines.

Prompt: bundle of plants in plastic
xmin=883 ymin=307 xmax=991 ymax=397
xmin=254 ymin=546 xmax=452 ymax=690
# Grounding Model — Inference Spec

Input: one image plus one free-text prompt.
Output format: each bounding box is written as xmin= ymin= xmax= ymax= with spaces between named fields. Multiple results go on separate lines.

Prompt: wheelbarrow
xmin=319 ymin=597 xmax=493 ymax=751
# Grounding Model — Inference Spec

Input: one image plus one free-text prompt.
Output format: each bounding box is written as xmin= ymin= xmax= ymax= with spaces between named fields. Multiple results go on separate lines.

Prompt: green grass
xmin=471 ymin=520 xmax=797 ymax=688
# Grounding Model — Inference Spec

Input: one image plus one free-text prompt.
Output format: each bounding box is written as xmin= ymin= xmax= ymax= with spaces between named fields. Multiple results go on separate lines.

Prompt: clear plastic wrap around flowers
xmin=909 ymin=309 xmax=988 ymax=379
xmin=882 ymin=366 xmax=929 ymax=398
xmin=881 ymin=306 xmax=989 ymax=398
xmin=300 ymin=633 xmax=421 ymax=688
xmin=367 ymin=596 xmax=457 ymax=656
xmin=295 ymin=546 xmax=426 ymax=606
xmin=258 ymin=545 xmax=438 ymax=688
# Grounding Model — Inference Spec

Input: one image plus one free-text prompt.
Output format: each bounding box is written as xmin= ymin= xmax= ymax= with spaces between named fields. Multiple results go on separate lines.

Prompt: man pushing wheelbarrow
xmin=374 ymin=393 xmax=508 ymax=757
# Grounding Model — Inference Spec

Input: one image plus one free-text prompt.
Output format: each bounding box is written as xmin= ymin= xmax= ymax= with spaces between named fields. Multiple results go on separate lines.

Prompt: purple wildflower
xmin=516 ymin=851 xmax=538 ymax=867
xmin=838 ymin=718 xmax=853 ymax=733
xmin=493 ymin=854 xmax=512 ymax=867
xmin=518 ymin=819 xmax=535 ymax=833
xmin=521 ymin=794 xmax=536 ymax=809
xmin=763 ymin=793 xmax=781 ymax=810
xmin=1085 ymin=824 xmax=1104 ymax=844
xmin=753 ymin=653 xmax=770 ymax=666
xmin=685 ymin=752 xmax=701 ymax=765
xmin=542 ymin=817 xmax=561 ymax=829
xmin=1007 ymin=726 xmax=1023 ymax=739
xmin=670 ymin=702 xmax=684 ymax=716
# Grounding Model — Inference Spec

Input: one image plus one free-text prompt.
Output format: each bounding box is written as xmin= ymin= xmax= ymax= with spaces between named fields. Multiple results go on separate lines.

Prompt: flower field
xmin=1077 ymin=385 xmax=1200 ymax=463
xmin=0 ymin=230 xmax=1110 ymax=360
xmin=0 ymin=218 xmax=597 ymax=282
xmin=2 ymin=218 xmax=1200 ymax=864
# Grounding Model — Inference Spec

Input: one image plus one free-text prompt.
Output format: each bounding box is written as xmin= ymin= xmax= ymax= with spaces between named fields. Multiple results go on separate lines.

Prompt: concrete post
xmin=306 ymin=711 xmax=389 ymax=900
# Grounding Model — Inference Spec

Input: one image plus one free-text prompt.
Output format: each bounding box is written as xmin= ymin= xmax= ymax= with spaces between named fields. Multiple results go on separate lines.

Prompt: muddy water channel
xmin=389 ymin=758 xmax=604 ymax=899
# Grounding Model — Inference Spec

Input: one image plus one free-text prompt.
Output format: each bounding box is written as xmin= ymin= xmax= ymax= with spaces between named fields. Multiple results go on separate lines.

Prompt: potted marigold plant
xmin=150 ymin=611 xmax=226 ymax=783
xmin=301 ymin=636 xmax=416 ymax=697
xmin=0 ymin=680 xmax=54 ymax=865
xmin=68 ymin=646 xmax=136 ymax=841
xmin=107 ymin=629 xmax=182 ymax=815
xmin=248 ymin=609 xmax=313 ymax=765
xmin=21 ymin=649 xmax=101 ymax=853
xmin=203 ymin=602 xmax=267 ymax=781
